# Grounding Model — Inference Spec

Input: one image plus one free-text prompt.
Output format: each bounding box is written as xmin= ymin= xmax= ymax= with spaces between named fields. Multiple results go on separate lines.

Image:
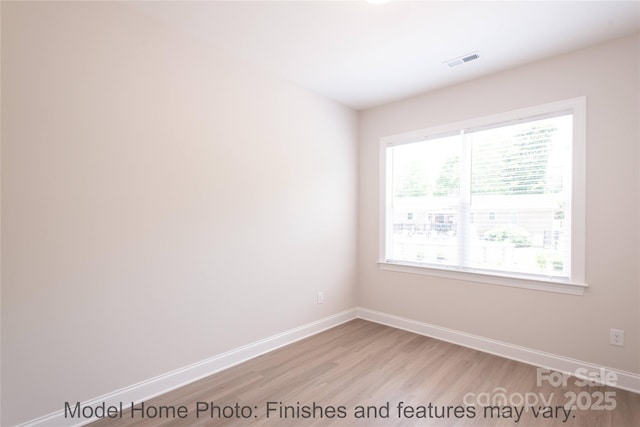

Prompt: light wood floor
xmin=91 ymin=319 xmax=640 ymax=426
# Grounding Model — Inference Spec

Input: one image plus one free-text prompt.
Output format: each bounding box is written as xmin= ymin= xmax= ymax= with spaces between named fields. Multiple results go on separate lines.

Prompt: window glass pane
xmin=388 ymin=135 xmax=462 ymax=266
xmin=469 ymin=115 xmax=572 ymax=277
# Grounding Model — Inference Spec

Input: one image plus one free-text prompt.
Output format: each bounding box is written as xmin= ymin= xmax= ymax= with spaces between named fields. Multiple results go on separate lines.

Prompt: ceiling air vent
xmin=445 ymin=52 xmax=480 ymax=68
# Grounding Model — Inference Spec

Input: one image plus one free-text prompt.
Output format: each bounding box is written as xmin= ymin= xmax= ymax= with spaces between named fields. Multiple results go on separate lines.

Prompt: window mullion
xmin=459 ymin=131 xmax=472 ymax=268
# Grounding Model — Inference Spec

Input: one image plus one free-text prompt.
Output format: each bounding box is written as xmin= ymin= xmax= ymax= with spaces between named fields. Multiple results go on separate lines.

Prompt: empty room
xmin=2 ymin=1 xmax=640 ymax=426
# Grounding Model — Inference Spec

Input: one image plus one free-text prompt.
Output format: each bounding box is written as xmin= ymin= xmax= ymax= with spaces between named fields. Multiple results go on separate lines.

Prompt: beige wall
xmin=358 ymin=34 xmax=640 ymax=374
xmin=0 ymin=2 xmax=357 ymax=425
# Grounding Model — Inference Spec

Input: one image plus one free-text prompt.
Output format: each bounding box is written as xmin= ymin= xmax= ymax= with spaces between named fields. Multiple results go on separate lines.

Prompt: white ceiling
xmin=133 ymin=1 xmax=640 ymax=110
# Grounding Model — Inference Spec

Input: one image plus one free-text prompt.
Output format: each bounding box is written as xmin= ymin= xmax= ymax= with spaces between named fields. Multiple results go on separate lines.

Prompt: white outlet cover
xmin=610 ymin=329 xmax=624 ymax=346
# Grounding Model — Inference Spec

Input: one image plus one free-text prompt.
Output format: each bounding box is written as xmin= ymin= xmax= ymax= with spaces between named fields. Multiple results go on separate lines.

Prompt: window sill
xmin=378 ymin=261 xmax=587 ymax=295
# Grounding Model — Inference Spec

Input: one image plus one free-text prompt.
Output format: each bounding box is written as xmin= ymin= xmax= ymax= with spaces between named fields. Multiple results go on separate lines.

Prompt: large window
xmin=380 ymin=98 xmax=586 ymax=294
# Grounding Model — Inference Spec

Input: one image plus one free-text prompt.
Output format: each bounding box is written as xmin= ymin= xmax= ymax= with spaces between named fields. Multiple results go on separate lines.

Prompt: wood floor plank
xmin=89 ymin=319 xmax=640 ymax=426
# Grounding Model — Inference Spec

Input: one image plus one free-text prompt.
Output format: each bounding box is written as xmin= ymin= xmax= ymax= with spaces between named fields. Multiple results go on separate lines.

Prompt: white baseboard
xmin=355 ymin=306 xmax=640 ymax=394
xmin=18 ymin=306 xmax=640 ymax=426
xmin=18 ymin=309 xmax=357 ymax=427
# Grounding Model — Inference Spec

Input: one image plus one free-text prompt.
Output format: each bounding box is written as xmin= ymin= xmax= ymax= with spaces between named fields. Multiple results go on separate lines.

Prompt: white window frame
xmin=378 ymin=97 xmax=587 ymax=295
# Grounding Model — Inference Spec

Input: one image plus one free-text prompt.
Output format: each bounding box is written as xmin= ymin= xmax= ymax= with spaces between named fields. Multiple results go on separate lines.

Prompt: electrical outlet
xmin=317 ymin=291 xmax=324 ymax=304
xmin=610 ymin=329 xmax=624 ymax=347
